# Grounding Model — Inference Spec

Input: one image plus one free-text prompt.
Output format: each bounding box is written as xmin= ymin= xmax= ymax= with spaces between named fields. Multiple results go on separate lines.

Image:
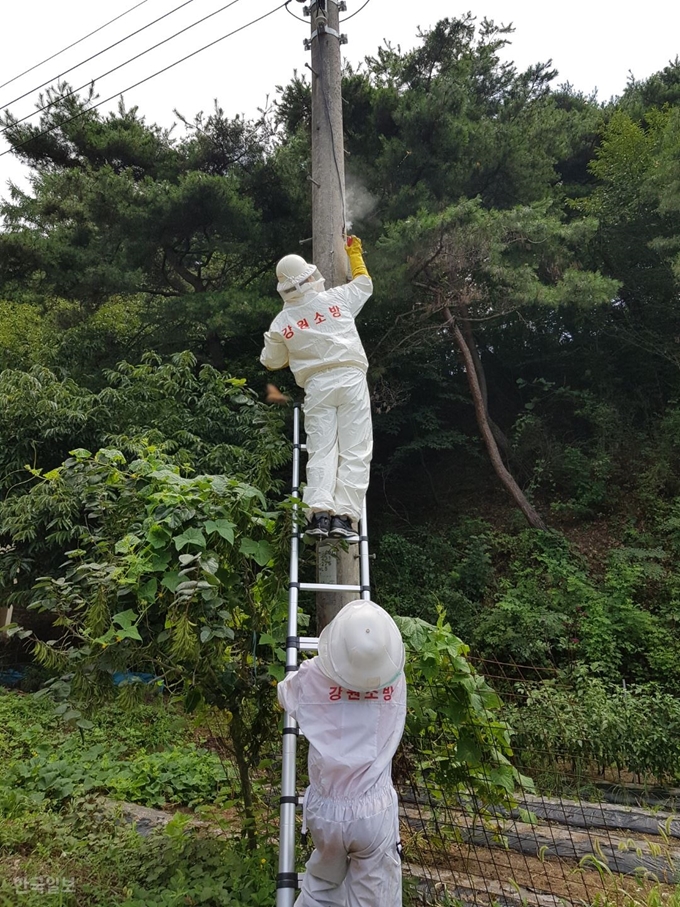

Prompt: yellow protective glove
xmin=345 ymin=235 xmax=370 ymax=280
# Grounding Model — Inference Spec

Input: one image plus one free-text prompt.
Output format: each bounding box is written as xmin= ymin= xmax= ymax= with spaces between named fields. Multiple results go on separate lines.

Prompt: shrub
xmin=504 ymin=671 xmax=680 ymax=787
xmin=397 ymin=611 xmax=533 ymax=805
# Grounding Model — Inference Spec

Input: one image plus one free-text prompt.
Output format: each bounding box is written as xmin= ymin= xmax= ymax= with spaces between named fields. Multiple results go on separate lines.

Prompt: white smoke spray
xmin=345 ymin=174 xmax=378 ymax=234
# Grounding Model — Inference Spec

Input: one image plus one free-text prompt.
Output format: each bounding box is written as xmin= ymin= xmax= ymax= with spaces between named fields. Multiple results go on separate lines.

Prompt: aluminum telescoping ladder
xmin=276 ymin=404 xmax=373 ymax=906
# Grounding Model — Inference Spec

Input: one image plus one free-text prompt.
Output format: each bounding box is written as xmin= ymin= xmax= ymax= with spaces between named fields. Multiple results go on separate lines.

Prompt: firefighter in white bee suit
xmin=277 ymin=600 xmax=407 ymax=907
xmin=260 ymin=237 xmax=373 ymax=542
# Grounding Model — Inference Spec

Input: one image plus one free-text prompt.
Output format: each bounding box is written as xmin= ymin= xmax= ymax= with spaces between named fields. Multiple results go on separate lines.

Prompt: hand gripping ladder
xmin=276 ymin=404 xmax=373 ymax=906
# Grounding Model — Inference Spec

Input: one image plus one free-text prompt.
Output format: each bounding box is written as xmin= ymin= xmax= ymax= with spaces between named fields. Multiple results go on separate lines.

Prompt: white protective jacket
xmin=277 ymin=655 xmax=406 ymax=800
xmin=260 ymin=275 xmax=373 ymax=389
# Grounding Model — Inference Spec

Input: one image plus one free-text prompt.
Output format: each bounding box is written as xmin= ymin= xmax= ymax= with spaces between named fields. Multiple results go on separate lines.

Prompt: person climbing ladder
xmin=260 ymin=236 xmax=373 ymax=543
xmin=277 ymin=599 xmax=406 ymax=906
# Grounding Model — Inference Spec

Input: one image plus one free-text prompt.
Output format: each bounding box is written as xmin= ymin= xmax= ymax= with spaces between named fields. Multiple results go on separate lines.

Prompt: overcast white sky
xmin=1 ymin=0 xmax=679 ymax=201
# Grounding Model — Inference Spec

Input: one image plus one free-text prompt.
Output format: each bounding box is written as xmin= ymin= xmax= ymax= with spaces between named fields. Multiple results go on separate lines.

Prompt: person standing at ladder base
xmin=260 ymin=236 xmax=373 ymax=542
xmin=277 ymin=600 xmax=407 ymax=907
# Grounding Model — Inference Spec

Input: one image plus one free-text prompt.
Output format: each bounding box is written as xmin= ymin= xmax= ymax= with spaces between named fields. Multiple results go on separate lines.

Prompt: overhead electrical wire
xmin=0 ymin=0 xmax=153 ymax=93
xmin=341 ymin=0 xmax=372 ymax=22
xmin=285 ymin=0 xmax=372 ymax=26
xmin=284 ymin=1 xmax=308 ymax=24
xmin=2 ymin=0 xmax=248 ymax=134
xmin=0 ymin=0 xmax=199 ymax=113
xmin=0 ymin=2 xmax=289 ymax=160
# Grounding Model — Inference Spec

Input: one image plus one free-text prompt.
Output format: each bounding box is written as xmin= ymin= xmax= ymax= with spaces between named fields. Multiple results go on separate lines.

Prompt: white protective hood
xmin=318 ymin=600 xmax=405 ymax=693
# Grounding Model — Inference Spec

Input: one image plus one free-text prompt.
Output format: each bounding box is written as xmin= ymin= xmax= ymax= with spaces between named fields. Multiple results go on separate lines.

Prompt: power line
xmin=341 ymin=0 xmax=372 ymax=22
xmin=0 ymin=0 xmax=153 ymax=93
xmin=0 ymin=2 xmax=289 ymax=160
xmin=284 ymin=1 xmax=308 ymax=24
xmin=2 ymin=0 xmax=248 ymax=135
xmin=0 ymin=0 xmax=199 ymax=113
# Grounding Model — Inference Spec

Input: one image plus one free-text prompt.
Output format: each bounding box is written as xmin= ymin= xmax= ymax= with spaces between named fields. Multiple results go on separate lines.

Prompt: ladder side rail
xmin=358 ymin=497 xmax=371 ymax=601
xmin=277 ymin=404 xmax=303 ymax=907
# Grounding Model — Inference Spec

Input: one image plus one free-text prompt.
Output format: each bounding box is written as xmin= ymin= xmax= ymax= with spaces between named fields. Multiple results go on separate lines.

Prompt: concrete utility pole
xmin=305 ymin=0 xmax=359 ymax=633
xmin=308 ymin=0 xmax=347 ymax=286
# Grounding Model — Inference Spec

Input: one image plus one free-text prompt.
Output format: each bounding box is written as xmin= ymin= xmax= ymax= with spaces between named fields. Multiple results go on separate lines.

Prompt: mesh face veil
xmin=276 ymin=254 xmax=325 ymax=301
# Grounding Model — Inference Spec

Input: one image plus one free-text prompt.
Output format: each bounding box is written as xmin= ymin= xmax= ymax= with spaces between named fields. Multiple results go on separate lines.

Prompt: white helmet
xmin=276 ymin=254 xmax=325 ymax=301
xmin=318 ymin=600 xmax=405 ymax=693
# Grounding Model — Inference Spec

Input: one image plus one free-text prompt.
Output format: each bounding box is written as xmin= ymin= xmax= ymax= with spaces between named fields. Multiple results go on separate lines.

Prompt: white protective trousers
xmin=296 ymin=786 xmax=402 ymax=907
xmin=302 ymin=366 xmax=372 ymax=522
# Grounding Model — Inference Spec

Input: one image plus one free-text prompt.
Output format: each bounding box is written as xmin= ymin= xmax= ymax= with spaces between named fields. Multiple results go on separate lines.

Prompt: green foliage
xmin=0 ymin=300 xmax=55 ymax=370
xmin=374 ymin=522 xmax=492 ymax=639
xmin=0 ymin=688 xmax=62 ymax=762
xmin=576 ymin=105 xmax=680 ymax=409
xmin=512 ymin=382 xmax=626 ymax=518
xmin=337 ymin=16 xmax=596 ymax=215
xmin=0 ymin=690 xmax=226 ymax=810
xmin=0 ymin=443 xmax=287 ymax=812
xmin=0 ymin=365 xmax=99 ymax=498
xmin=0 ymin=87 xmax=307 ymax=371
xmin=119 ymin=831 xmax=277 ymax=907
xmin=0 ymin=352 xmax=288 ymax=499
xmin=0 ymin=354 xmax=290 ymax=836
xmin=472 ymin=529 xmax=680 ymax=685
xmin=0 ymin=794 xmax=277 ymax=907
xmin=378 ymin=197 xmax=618 ymax=318
xmin=506 ymin=671 xmax=680 ymax=787
xmin=0 ymin=690 xmax=277 ymax=906
xmin=397 ymin=611 xmax=533 ymax=804
xmin=377 ymin=515 xmax=680 ymax=694
xmin=4 ymin=742 xmax=229 ymax=809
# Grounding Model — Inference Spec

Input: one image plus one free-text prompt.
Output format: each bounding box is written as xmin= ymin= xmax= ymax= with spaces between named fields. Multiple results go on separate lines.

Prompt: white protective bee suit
xmin=277 ymin=601 xmax=407 ymax=907
xmin=260 ymin=241 xmax=373 ymax=522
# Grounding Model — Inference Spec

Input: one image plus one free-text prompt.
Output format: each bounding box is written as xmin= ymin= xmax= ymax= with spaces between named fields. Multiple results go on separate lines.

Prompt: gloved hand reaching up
xmin=346 ymin=235 xmax=370 ymax=279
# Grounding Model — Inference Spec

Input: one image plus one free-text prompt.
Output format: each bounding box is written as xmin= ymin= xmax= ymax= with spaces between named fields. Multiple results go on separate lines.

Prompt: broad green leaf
xmin=115 ymin=534 xmax=142 ymax=555
xmin=161 ymin=571 xmax=181 ymax=592
xmin=112 ymin=610 xmax=138 ymax=630
xmin=204 ymin=519 xmax=235 ymax=544
xmin=240 ymin=538 xmax=274 ymax=566
xmin=138 ymin=578 xmax=158 ymax=603
xmin=268 ymin=664 xmax=285 ymax=682
xmin=174 ymin=529 xmax=206 ymax=551
xmin=147 ymin=524 xmax=172 ymax=549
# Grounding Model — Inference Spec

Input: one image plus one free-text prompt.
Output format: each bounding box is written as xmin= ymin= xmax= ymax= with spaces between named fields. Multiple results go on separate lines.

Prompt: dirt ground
xmin=403 ymin=837 xmax=677 ymax=906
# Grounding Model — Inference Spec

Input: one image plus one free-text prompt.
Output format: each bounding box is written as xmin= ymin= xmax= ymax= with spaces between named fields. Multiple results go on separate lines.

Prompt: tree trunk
xmin=458 ymin=309 xmax=510 ymax=455
xmin=444 ymin=307 xmax=547 ymax=530
xmin=230 ymin=709 xmax=257 ymax=849
xmin=205 ymin=329 xmax=226 ymax=370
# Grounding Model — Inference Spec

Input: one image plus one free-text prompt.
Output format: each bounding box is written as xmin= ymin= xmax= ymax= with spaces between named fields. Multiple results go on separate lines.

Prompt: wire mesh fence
xmin=395 ymin=656 xmax=680 ymax=907
xmin=5 ymin=634 xmax=680 ymax=906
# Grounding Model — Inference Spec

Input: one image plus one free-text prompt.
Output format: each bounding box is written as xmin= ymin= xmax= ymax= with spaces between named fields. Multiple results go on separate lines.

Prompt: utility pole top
xmin=307 ymin=0 xmax=349 ymax=291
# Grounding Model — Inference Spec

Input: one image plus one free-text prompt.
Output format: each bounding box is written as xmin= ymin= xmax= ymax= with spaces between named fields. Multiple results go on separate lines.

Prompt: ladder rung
xmin=299 ymin=582 xmax=361 ymax=592
xmin=299 ymin=636 xmax=319 ymax=651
